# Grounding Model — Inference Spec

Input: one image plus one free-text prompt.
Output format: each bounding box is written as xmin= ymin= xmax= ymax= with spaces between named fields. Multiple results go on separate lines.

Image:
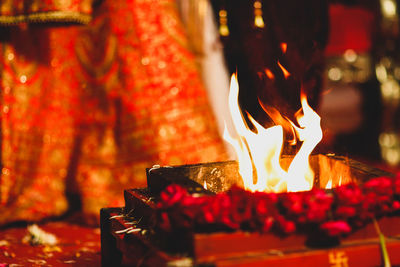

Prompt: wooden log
xmin=146 ymin=154 xmax=393 ymax=195
xmin=146 ymin=160 xmax=241 ymax=195
xmin=100 ymin=207 xmax=124 ymax=267
xmin=124 ymin=189 xmax=157 ymax=228
xmin=100 ymin=207 xmax=189 ymax=267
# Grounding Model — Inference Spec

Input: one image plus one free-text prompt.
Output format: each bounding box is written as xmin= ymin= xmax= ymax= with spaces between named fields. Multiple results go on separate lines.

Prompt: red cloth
xmin=0 ymin=221 xmax=101 ymax=266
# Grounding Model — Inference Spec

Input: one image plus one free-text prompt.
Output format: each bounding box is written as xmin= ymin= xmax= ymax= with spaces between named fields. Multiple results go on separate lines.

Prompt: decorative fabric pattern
xmin=0 ymin=0 xmax=97 ymax=25
xmin=0 ymin=0 xmax=227 ymax=225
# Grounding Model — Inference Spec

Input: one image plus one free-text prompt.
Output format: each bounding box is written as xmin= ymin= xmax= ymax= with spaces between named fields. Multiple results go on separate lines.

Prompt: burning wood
xmin=101 ymin=158 xmax=397 ymax=266
xmin=224 ymin=74 xmax=323 ymax=193
xmin=147 ymin=154 xmax=392 ymax=195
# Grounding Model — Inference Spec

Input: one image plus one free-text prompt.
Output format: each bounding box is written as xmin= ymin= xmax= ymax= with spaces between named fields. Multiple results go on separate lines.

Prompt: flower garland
xmin=156 ymin=174 xmax=400 ymax=238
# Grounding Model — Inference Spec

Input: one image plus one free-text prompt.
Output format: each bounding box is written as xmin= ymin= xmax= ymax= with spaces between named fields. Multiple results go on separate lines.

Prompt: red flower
xmin=262 ymin=217 xmax=275 ymax=232
xmin=276 ymin=215 xmax=296 ymax=234
xmin=181 ymin=194 xmax=207 ymax=207
xmin=255 ymin=198 xmax=269 ymax=215
xmin=158 ymin=212 xmax=172 ymax=231
xmin=155 ymin=173 xmax=400 ymax=238
xmin=281 ymin=192 xmax=304 ymax=215
xmin=208 ymin=193 xmax=238 ymax=228
xmin=254 ymin=192 xmax=278 ymax=217
xmin=181 ymin=195 xmax=208 ymax=219
xmin=253 ymin=192 xmax=279 ymax=231
xmin=364 ymin=177 xmax=393 ymax=196
xmin=394 ymin=174 xmax=400 ymax=195
xmin=362 ymin=189 xmax=392 ymax=217
xmin=335 ymin=183 xmax=363 ymax=206
xmin=280 ymin=190 xmax=333 ymax=224
xmin=335 ymin=206 xmax=356 ymax=218
xmin=320 ymin=221 xmax=351 ymax=236
xmin=203 ymin=209 xmax=215 ymax=223
xmin=229 ymin=187 xmax=253 ymax=225
xmin=158 ymin=184 xmax=188 ymax=208
xmin=305 ymin=190 xmax=333 ymax=223
xmin=393 ymin=201 xmax=400 ymax=210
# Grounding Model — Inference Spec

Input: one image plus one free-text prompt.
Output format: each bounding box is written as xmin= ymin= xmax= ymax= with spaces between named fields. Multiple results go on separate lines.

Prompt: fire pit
xmin=101 ymin=74 xmax=400 ymax=266
xmin=146 ymin=154 xmax=389 ymax=195
xmin=100 ymin=155 xmax=400 ymax=267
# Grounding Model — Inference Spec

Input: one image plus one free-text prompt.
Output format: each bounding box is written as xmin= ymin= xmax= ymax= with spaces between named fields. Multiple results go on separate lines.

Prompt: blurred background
xmin=1 ymin=0 xmax=400 ymax=225
xmin=195 ymin=0 xmax=400 ymax=167
xmin=1 ymin=1 xmax=400 ymax=265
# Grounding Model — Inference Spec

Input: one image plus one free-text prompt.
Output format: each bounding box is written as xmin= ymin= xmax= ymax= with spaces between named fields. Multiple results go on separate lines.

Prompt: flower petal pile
xmin=156 ymin=174 xmax=400 ymax=237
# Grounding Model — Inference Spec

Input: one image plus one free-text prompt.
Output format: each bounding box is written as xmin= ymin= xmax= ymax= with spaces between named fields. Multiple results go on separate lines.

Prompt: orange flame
xmin=325 ymin=179 xmax=332 ymax=189
xmin=277 ymin=61 xmax=290 ymax=79
xmin=258 ymin=101 xmax=296 ymax=146
xmin=280 ymin=42 xmax=288 ymax=54
xmin=264 ymin=68 xmax=275 ymax=80
xmin=325 ymin=176 xmax=342 ymax=189
xmin=286 ymin=92 xmax=322 ymax=191
xmin=224 ymin=74 xmax=322 ymax=193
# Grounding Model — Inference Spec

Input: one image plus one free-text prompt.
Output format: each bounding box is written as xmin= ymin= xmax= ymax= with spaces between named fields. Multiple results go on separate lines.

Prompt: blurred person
xmin=0 ymin=0 xmax=227 ymax=225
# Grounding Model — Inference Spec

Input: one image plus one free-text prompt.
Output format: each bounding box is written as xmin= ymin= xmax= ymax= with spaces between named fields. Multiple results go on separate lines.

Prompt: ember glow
xmin=277 ymin=61 xmax=291 ymax=79
xmin=325 ymin=176 xmax=343 ymax=189
xmin=325 ymin=179 xmax=333 ymax=189
xmin=224 ymin=74 xmax=322 ymax=193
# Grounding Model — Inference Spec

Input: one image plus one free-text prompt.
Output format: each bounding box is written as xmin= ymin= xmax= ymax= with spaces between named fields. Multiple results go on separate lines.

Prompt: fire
xmin=325 ymin=176 xmax=342 ymax=189
xmin=325 ymin=179 xmax=332 ymax=189
xmin=264 ymin=68 xmax=275 ymax=80
xmin=280 ymin=42 xmax=288 ymax=53
xmin=277 ymin=61 xmax=291 ymax=79
xmin=224 ymin=74 xmax=322 ymax=193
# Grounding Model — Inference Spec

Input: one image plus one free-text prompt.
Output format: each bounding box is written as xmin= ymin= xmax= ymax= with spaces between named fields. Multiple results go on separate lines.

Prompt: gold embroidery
xmin=0 ymin=11 xmax=91 ymax=25
xmin=0 ymin=0 xmax=95 ymax=25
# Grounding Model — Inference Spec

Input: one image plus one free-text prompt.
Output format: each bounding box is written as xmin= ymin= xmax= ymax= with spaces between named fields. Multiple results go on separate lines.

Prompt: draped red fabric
xmin=0 ymin=0 xmax=227 ymax=225
xmin=325 ymin=4 xmax=374 ymax=55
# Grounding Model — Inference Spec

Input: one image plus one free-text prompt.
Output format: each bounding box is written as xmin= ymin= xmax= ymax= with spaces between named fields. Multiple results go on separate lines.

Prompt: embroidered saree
xmin=0 ymin=0 xmax=227 ymax=225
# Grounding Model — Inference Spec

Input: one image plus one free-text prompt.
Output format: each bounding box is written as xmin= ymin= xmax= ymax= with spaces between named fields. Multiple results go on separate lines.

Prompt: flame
xmin=286 ymin=92 xmax=323 ymax=191
xmin=280 ymin=42 xmax=288 ymax=54
xmin=203 ymin=180 xmax=207 ymax=190
xmin=224 ymin=74 xmax=322 ymax=193
xmin=325 ymin=176 xmax=342 ymax=189
xmin=264 ymin=68 xmax=275 ymax=80
xmin=258 ymin=101 xmax=296 ymax=146
xmin=325 ymin=179 xmax=332 ymax=189
xmin=277 ymin=61 xmax=290 ymax=79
